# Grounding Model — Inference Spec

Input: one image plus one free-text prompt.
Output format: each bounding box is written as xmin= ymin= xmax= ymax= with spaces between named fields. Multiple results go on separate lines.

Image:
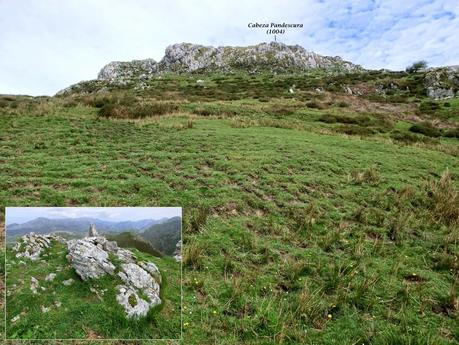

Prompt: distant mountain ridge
xmin=6 ymin=216 xmax=169 ymax=238
xmin=140 ymin=216 xmax=181 ymax=255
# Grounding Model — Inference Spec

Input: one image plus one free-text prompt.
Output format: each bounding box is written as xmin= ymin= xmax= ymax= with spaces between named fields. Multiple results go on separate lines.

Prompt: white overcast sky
xmin=5 ymin=207 xmax=182 ymax=224
xmin=0 ymin=0 xmax=458 ymax=96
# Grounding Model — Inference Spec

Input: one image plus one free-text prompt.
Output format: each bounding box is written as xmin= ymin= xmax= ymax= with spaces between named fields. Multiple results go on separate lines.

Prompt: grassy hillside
xmin=141 ymin=217 xmax=181 ymax=255
xmin=6 ymin=241 xmax=181 ymax=339
xmin=106 ymin=231 xmax=164 ymax=257
xmin=1 ymin=70 xmax=458 ymax=344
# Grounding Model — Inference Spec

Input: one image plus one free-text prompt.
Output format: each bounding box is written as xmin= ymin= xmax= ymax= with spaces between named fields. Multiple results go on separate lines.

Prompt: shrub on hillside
xmin=319 ymin=114 xmax=372 ymax=126
xmin=390 ymin=130 xmax=438 ymax=144
xmin=443 ymin=127 xmax=459 ymax=138
xmin=306 ymin=101 xmax=326 ymax=109
xmin=318 ymin=114 xmax=337 ymax=123
xmin=335 ymin=125 xmax=375 ymax=136
xmin=98 ymin=102 xmax=179 ymax=119
xmin=419 ymin=100 xmax=441 ymax=114
xmin=409 ymin=122 xmax=441 ymax=137
xmin=337 ymin=101 xmax=349 ymax=107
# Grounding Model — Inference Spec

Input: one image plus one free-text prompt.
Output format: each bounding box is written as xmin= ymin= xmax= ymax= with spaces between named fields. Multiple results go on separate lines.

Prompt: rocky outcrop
xmin=157 ymin=42 xmax=361 ymax=74
xmin=66 ymin=233 xmax=162 ymax=318
xmin=66 ymin=237 xmax=117 ymax=280
xmin=424 ymin=66 xmax=459 ymax=99
xmin=173 ymin=240 xmax=182 ymax=262
xmin=57 ymin=42 xmax=363 ymax=95
xmin=13 ymin=233 xmax=62 ymax=261
xmin=30 ymin=277 xmax=40 ymax=294
xmin=116 ymin=262 xmax=161 ymax=318
xmin=98 ymin=58 xmax=157 ymax=81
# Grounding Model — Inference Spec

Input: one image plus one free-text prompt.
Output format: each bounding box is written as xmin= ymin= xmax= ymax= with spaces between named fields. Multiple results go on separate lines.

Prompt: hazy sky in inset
xmin=5 ymin=207 xmax=182 ymax=225
xmin=0 ymin=0 xmax=458 ymax=95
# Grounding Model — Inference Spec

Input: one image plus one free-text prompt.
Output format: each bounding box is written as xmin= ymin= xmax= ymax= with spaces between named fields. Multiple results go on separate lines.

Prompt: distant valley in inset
xmin=6 ymin=216 xmax=181 ymax=256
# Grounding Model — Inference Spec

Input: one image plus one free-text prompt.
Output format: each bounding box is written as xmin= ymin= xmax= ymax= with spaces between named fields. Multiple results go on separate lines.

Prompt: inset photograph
xmin=5 ymin=207 xmax=182 ymax=340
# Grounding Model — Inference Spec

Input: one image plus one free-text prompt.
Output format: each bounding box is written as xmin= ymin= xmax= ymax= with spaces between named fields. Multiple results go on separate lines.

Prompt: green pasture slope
xmin=0 ymin=70 xmax=458 ymax=344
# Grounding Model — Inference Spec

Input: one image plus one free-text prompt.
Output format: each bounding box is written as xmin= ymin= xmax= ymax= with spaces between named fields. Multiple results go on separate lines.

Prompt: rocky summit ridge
xmin=97 ymin=42 xmax=362 ymax=82
xmin=56 ymin=42 xmax=459 ymax=100
xmin=12 ymin=225 xmax=163 ymax=319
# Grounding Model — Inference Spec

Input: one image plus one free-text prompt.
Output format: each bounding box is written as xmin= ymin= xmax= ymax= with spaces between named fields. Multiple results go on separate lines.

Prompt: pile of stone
xmin=12 ymin=233 xmax=63 ymax=261
xmin=66 ymin=224 xmax=162 ymax=318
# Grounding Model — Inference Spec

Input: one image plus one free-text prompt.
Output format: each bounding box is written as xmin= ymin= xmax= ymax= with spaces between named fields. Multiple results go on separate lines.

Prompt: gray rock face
xmin=13 ymin=233 xmax=60 ymax=261
xmin=62 ymin=278 xmax=74 ymax=286
xmin=116 ymin=285 xmax=151 ymax=318
xmin=58 ymin=42 xmax=362 ymax=95
xmin=139 ymin=261 xmax=162 ymax=284
xmin=45 ymin=273 xmax=56 ymax=282
xmin=158 ymin=42 xmax=362 ymax=73
xmin=95 ymin=42 xmax=361 ymax=82
xmin=98 ymin=58 xmax=157 ymax=81
xmin=424 ymin=66 xmax=459 ymax=99
xmin=66 ymin=238 xmax=116 ymax=280
xmin=116 ymin=263 xmax=161 ymax=318
xmin=30 ymin=277 xmax=40 ymax=294
xmin=426 ymin=87 xmax=455 ymax=99
xmin=173 ymin=240 xmax=182 ymax=262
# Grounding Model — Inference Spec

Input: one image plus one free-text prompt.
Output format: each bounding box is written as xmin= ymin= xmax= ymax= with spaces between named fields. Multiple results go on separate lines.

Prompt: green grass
xmin=5 ymin=241 xmax=181 ymax=339
xmin=1 ymin=71 xmax=458 ymax=344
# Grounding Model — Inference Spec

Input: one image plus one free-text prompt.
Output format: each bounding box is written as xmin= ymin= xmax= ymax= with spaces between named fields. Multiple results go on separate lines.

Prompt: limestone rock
xmin=173 ymin=240 xmax=182 ymax=262
xmin=139 ymin=261 xmax=162 ymax=284
xmin=30 ymin=277 xmax=39 ymax=294
xmin=115 ymin=248 xmax=136 ymax=263
xmin=98 ymin=58 xmax=157 ymax=81
xmin=45 ymin=273 xmax=56 ymax=282
xmin=116 ymin=285 xmax=151 ymax=318
xmin=116 ymin=263 xmax=161 ymax=318
xmin=158 ymin=42 xmax=362 ymax=74
xmin=57 ymin=42 xmax=363 ymax=95
xmin=424 ymin=66 xmax=459 ymax=99
xmin=62 ymin=278 xmax=74 ymax=286
xmin=13 ymin=233 xmax=59 ymax=261
xmin=66 ymin=238 xmax=116 ymax=280
xmin=426 ymin=86 xmax=454 ymax=99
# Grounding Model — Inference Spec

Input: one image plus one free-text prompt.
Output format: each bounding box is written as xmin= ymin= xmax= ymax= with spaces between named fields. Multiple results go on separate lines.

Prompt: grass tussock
xmin=428 ymin=170 xmax=459 ymax=226
xmin=183 ymin=241 xmax=204 ymax=270
xmin=349 ymin=165 xmax=380 ymax=185
xmin=98 ymin=101 xmax=179 ymax=119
